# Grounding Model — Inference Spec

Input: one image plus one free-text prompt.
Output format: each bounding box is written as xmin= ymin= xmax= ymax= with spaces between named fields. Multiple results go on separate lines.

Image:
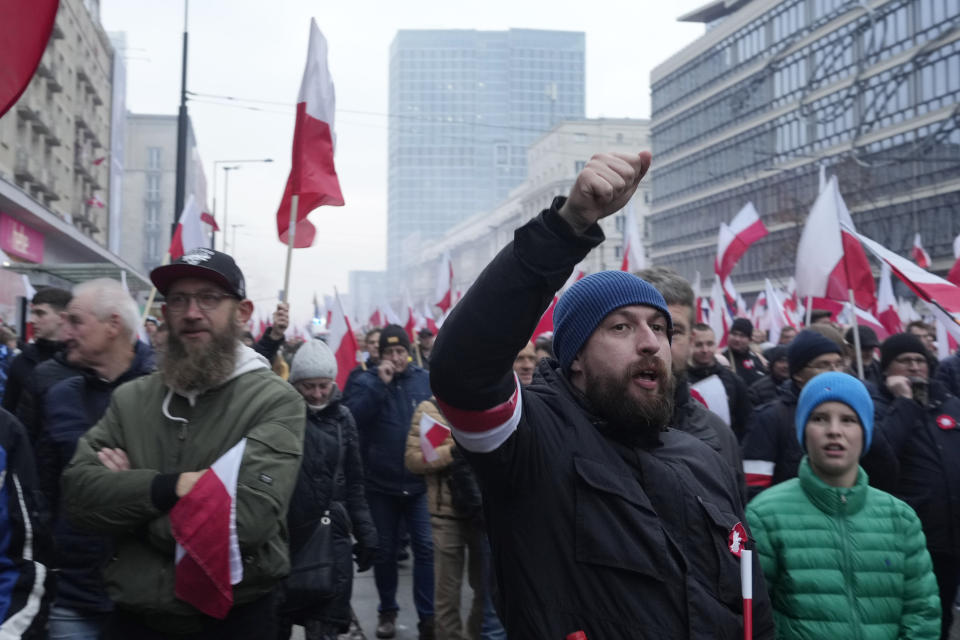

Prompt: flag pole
xmin=848 ymin=289 xmax=865 ymax=380
xmin=140 ymin=252 xmax=171 ymax=325
xmin=742 ymin=543 xmax=753 ymax=640
xmin=282 ymin=194 xmax=298 ymax=303
xmin=804 ymin=295 xmax=813 ymax=327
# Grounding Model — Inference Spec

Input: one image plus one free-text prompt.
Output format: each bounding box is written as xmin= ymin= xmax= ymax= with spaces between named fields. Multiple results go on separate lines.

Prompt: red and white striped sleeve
xmin=743 ymin=459 xmax=774 ymax=490
xmin=435 ymin=375 xmax=523 ymax=454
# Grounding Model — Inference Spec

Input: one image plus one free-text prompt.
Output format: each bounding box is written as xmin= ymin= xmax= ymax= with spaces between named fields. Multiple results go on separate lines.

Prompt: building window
xmin=146 ymin=173 xmax=161 ymax=200
xmin=147 ymin=146 xmax=161 ymax=169
xmin=146 ymin=201 xmax=160 ymax=225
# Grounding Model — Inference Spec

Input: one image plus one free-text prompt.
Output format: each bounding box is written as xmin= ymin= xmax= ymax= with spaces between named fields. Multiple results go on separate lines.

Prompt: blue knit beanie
xmin=553 ymin=270 xmax=672 ymax=372
xmin=795 ymin=371 xmax=874 ymax=455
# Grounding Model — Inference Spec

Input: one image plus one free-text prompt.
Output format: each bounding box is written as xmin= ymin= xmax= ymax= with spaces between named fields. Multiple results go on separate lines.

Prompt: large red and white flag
xmin=795 ymin=175 xmax=876 ymax=310
xmin=911 ymin=233 xmax=931 ymax=269
xmin=434 ymin=251 xmax=454 ymax=313
xmin=715 ymin=202 xmax=768 ymax=282
xmin=690 ymin=374 xmax=731 ymax=426
xmin=876 ymin=262 xmax=902 ymax=337
xmin=275 ymin=20 xmax=344 ymax=248
xmin=381 ymin=300 xmax=402 ymax=326
xmin=0 ymin=0 xmax=58 ymax=118
xmin=419 ymin=412 xmax=451 ymax=463
xmin=850 ymin=228 xmax=960 ymax=313
xmin=420 ymin=301 xmax=438 ymax=335
xmin=782 ymin=277 xmax=802 ymax=328
xmin=898 ymin=297 xmax=921 ymax=326
xmin=533 ymin=296 xmax=557 ymax=340
xmin=947 ymin=233 xmax=960 ymax=287
xmin=934 ymin=307 xmax=960 ymax=359
xmin=329 ymin=290 xmax=359 ymax=389
xmin=847 ymin=304 xmax=889 ymax=341
xmin=620 ymin=201 xmax=646 ymax=273
xmin=171 ymin=438 xmax=247 ymax=619
xmin=764 ymin=279 xmax=793 ymax=345
xmin=169 ymin=195 xmax=211 ymax=260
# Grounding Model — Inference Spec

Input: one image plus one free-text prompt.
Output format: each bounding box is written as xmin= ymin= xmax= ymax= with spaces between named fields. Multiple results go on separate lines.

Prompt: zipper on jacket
xmin=838 ymin=496 xmax=862 ymax=640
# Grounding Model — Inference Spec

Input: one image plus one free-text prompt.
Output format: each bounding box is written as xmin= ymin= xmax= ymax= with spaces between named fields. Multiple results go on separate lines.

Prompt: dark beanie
xmin=763 ymin=345 xmax=788 ymax=364
xmin=845 ymin=325 xmax=879 ymax=349
xmin=880 ymin=333 xmax=927 ymax=371
xmin=788 ymin=330 xmax=843 ymax=376
xmin=553 ymin=271 xmax=672 ymax=372
xmin=731 ymin=317 xmax=753 ymax=336
xmin=379 ymin=324 xmax=411 ymax=354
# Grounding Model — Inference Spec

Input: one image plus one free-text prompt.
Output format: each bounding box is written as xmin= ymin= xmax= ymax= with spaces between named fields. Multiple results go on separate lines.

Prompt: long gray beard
xmin=162 ymin=321 xmax=240 ymax=393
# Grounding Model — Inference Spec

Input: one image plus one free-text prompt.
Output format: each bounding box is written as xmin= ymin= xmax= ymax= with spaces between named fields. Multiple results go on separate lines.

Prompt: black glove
xmin=353 ymin=542 xmax=376 ymax=572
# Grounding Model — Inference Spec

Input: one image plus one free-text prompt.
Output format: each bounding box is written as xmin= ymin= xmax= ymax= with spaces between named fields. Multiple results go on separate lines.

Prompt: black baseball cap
xmin=150 ymin=248 xmax=246 ymax=298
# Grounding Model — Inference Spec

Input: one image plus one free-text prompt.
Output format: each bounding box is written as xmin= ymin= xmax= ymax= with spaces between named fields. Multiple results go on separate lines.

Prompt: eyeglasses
xmin=805 ymin=359 xmax=845 ymax=372
xmin=893 ymin=355 xmax=928 ymax=367
xmin=166 ymin=291 xmax=235 ymax=312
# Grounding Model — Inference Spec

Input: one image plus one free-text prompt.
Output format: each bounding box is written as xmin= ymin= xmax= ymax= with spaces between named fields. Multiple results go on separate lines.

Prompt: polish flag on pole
xmin=715 ymin=202 xmax=768 ymax=282
xmin=420 ymin=301 xmax=438 ymax=334
xmin=381 ymin=300 xmax=402 ymax=326
xmin=764 ymin=279 xmax=793 ymax=345
xmin=368 ymin=308 xmax=384 ymax=328
xmin=170 ymin=438 xmax=247 ymax=620
xmin=876 ymin=262 xmax=902 ymax=337
xmin=169 ymin=194 xmax=208 ymax=260
xmin=419 ymin=412 xmax=451 ymax=463
xmin=947 ymin=233 xmax=960 ymax=287
xmin=849 ymin=227 xmax=960 ymax=313
xmin=911 ymin=233 xmax=931 ymax=269
xmin=620 ymin=201 xmax=646 ymax=273
xmin=709 ymin=276 xmax=730 ymax=348
xmin=434 ymin=251 xmax=454 ymax=313
xmin=200 ymin=212 xmax=220 ymax=231
xmin=782 ymin=278 xmax=802 ymax=329
xmin=795 ymin=175 xmax=876 ymax=310
xmin=278 ymin=20 xmax=345 ymax=302
xmin=692 ymin=272 xmax=706 ymax=323
xmin=403 ymin=289 xmax=418 ymax=342
xmin=934 ymin=308 xmax=960 ymax=359
xmin=329 ymin=289 xmax=360 ymax=390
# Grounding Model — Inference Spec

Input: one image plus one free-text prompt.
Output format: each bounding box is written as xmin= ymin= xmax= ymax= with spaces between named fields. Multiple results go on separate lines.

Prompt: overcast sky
xmin=100 ymin=0 xmax=707 ymax=329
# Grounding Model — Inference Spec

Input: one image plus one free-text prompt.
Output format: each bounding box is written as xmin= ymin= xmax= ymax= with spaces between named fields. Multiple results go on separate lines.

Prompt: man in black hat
xmin=61 ymin=248 xmax=306 ymax=638
xmin=747 ymin=345 xmax=790 ymax=407
xmin=723 ymin=317 xmax=767 ymax=387
xmin=343 ymin=324 xmax=435 ymax=639
xmin=877 ymin=332 xmax=960 ymax=639
xmin=844 ymin=325 xmax=882 ymax=387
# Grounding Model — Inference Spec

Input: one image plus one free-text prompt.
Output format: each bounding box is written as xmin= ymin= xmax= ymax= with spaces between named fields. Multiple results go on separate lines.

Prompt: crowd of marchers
xmin=1 ymin=151 xmax=959 ymax=640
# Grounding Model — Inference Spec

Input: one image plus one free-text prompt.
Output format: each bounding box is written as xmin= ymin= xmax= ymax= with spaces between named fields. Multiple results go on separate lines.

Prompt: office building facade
xmin=649 ymin=0 xmax=960 ymax=294
xmin=387 ymin=29 xmax=585 ymax=279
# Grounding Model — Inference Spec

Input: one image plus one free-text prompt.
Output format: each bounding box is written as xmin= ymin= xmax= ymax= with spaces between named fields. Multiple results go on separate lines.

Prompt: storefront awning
xmin=2 ymin=262 xmax=153 ymax=291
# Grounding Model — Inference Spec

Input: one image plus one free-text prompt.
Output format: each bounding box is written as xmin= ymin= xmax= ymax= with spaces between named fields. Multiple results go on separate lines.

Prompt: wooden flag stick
xmin=282 ymin=193 xmax=299 ymax=303
xmin=848 ymin=289 xmax=865 ymax=380
xmin=139 ymin=251 xmax=171 ymax=324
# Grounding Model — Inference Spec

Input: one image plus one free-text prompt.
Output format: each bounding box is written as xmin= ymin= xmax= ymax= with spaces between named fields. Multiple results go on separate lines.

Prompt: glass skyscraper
xmin=388 ymin=29 xmax=585 ymax=276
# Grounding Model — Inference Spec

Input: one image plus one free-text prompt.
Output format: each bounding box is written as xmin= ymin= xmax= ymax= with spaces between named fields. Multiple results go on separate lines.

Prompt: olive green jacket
xmin=61 ymin=345 xmax=305 ymax=629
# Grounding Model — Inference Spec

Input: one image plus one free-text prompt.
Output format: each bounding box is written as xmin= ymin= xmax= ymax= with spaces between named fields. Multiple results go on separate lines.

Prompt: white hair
xmin=73 ymin=278 xmax=141 ymax=343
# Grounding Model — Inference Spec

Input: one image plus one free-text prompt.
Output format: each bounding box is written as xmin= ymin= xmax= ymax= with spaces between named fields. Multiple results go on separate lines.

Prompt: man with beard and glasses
xmin=429 ymin=152 xmax=773 ymax=640
xmin=61 ymin=248 xmax=305 ymax=639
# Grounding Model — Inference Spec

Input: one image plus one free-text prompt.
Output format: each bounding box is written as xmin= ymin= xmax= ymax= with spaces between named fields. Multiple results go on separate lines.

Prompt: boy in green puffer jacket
xmin=747 ymin=371 xmax=940 ymax=639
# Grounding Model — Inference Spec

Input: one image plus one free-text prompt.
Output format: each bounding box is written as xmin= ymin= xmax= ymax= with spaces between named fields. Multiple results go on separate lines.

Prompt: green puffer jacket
xmin=746 ymin=457 xmax=940 ymax=640
xmin=61 ymin=346 xmax=305 ymax=633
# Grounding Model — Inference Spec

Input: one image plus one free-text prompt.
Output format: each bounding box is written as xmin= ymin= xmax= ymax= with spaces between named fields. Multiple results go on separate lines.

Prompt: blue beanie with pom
xmin=553 ymin=270 xmax=672 ymax=372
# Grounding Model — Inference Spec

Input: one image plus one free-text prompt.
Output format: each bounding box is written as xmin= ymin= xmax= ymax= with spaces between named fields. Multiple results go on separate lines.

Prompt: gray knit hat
xmin=290 ymin=339 xmax=337 ymax=384
xmin=553 ymin=270 xmax=672 ymax=372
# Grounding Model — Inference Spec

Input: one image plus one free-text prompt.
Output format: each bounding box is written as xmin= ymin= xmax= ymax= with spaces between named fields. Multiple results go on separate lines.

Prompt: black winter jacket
xmin=1 ymin=338 xmax=63 ymax=415
xmin=879 ymin=379 xmax=960 ymax=555
xmin=723 ymin=347 xmax=767 ymax=387
xmin=14 ymin=351 xmax=81 ymax=446
xmin=935 ymin=352 xmax=960 ymax=397
xmin=747 ymin=374 xmax=789 ymax=407
xmin=35 ymin=341 xmax=155 ymax=612
xmin=343 ymin=365 xmax=432 ymax=497
xmin=430 ymin=200 xmax=774 ymax=640
xmin=687 ymin=361 xmax=752 ymax=441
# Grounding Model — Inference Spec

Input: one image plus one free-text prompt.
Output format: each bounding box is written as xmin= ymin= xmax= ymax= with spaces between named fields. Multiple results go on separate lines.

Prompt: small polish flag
xmin=170 ymin=438 xmax=247 ymax=619
xmin=912 ymin=233 xmax=931 ymax=269
xmin=92 ymin=155 xmax=108 ymax=166
xmin=200 ymin=212 xmax=220 ymax=231
xmin=168 ymin=194 xmax=207 ymax=260
xmin=85 ymin=195 xmax=105 ymax=208
xmin=329 ymin=289 xmax=359 ymax=390
xmin=419 ymin=413 xmax=451 ymax=463
xmin=434 ymin=251 xmax=454 ymax=314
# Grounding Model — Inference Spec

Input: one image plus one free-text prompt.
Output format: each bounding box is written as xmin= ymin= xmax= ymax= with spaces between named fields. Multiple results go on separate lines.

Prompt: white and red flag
xmin=708 ymin=276 xmax=730 ymax=348
xmin=419 ymin=412 xmax=451 ymax=463
xmin=170 ymin=438 xmax=247 ymax=619
xmin=533 ymin=297 xmax=557 ymax=341
xmin=947 ymin=233 xmax=960 ymax=287
xmin=848 ymin=304 xmax=889 ymax=341
xmin=368 ymin=308 xmax=384 ymax=329
xmin=764 ymin=279 xmax=792 ymax=345
xmin=169 ymin=195 xmax=212 ymax=260
xmin=420 ymin=301 xmax=438 ymax=335
xmin=850 ymin=228 xmax=960 ymax=313
xmin=403 ymin=289 xmax=418 ymax=342
xmin=911 ymin=233 xmax=931 ymax=269
xmin=876 ymin=262 xmax=902 ymax=337
xmin=795 ymin=175 xmax=876 ymax=311
xmin=620 ymin=201 xmax=646 ymax=273
xmin=715 ymin=202 xmax=768 ymax=282
xmin=690 ymin=374 xmax=731 ymax=426
xmin=0 ymin=0 xmax=58 ymax=118
xmin=329 ymin=289 xmax=360 ymax=389
xmin=434 ymin=251 xmax=454 ymax=313
xmin=275 ymin=19 xmax=344 ymax=248
xmin=86 ymin=195 xmax=105 ymax=209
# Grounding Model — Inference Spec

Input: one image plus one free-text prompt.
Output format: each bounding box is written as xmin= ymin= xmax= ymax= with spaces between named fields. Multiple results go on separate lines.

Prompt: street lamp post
xmin=210 ymin=157 xmax=273 ymax=251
